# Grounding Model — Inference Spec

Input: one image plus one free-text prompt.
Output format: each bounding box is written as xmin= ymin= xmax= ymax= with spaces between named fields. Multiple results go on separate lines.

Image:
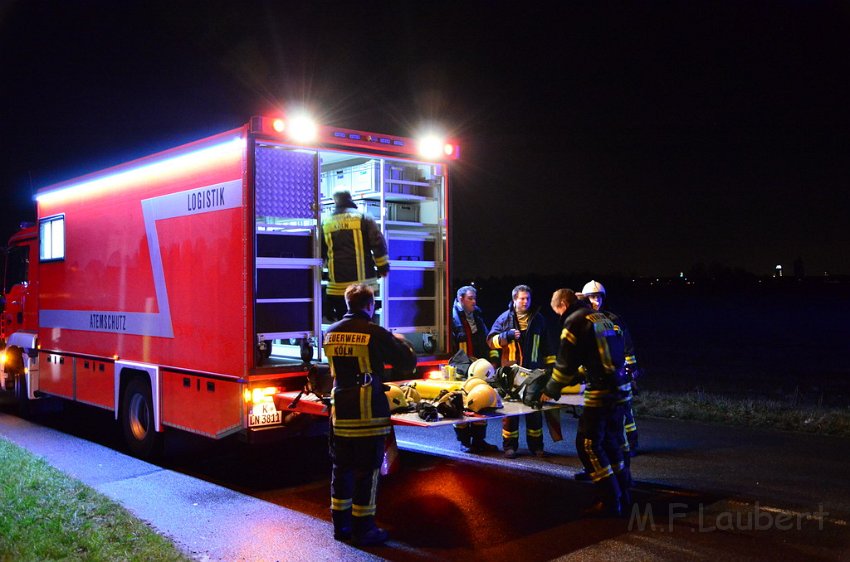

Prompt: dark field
xmin=468 ymin=276 xmax=850 ymax=408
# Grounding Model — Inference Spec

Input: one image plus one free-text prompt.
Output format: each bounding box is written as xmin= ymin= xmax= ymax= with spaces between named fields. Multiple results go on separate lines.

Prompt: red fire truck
xmin=0 ymin=114 xmax=459 ymax=457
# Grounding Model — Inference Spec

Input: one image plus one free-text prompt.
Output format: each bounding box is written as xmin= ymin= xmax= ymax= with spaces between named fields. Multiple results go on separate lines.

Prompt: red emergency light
xmin=249 ymin=116 xmax=460 ymax=161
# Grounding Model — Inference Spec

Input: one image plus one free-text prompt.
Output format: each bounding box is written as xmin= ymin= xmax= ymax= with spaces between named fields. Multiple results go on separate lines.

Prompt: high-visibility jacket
xmin=488 ymin=305 xmax=555 ymax=369
xmin=321 ymin=208 xmax=389 ymax=296
xmin=324 ymin=310 xmax=416 ymax=438
xmin=545 ymin=302 xmax=629 ymax=406
xmin=451 ymin=302 xmax=499 ymax=364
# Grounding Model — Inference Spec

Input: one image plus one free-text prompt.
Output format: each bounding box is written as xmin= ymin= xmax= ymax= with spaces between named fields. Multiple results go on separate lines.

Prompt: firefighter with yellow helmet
xmin=451 ymin=285 xmax=500 ymax=453
xmin=324 ymin=283 xmax=416 ymax=546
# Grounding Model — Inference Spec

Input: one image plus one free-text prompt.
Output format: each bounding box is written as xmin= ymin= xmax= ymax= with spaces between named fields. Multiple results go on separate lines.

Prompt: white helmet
xmin=468 ymin=358 xmax=495 ymax=381
xmin=465 ymin=383 xmax=503 ymax=412
xmin=581 ymin=280 xmax=606 ymax=296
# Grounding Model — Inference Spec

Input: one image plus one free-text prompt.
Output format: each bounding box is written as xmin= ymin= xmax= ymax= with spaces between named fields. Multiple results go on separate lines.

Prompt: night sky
xmin=2 ymin=1 xmax=849 ymax=280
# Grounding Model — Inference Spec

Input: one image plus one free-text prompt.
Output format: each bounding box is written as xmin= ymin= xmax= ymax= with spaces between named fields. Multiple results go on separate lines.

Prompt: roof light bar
xmin=36 ymin=137 xmax=245 ymax=204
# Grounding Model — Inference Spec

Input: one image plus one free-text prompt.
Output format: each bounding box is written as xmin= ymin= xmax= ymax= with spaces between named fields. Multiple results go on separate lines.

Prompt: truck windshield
xmin=2 ymin=245 xmax=29 ymax=292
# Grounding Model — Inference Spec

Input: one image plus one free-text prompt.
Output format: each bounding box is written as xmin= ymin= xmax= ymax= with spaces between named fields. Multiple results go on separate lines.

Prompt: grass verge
xmin=636 ymin=390 xmax=850 ymax=437
xmin=0 ymin=438 xmax=191 ymax=561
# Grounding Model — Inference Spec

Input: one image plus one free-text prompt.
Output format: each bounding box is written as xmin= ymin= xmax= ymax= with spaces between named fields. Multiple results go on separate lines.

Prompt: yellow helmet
xmin=385 ymin=383 xmax=409 ymax=412
xmin=462 ymin=377 xmax=488 ymax=394
xmin=401 ymin=384 xmax=421 ymax=404
xmin=465 ymin=383 xmax=503 ymax=412
xmin=468 ymin=358 xmax=495 ymax=381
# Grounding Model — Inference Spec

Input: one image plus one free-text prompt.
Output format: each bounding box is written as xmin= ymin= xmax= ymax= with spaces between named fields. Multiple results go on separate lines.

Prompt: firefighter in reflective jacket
xmin=324 ymin=283 xmax=416 ymax=546
xmin=488 ymin=284 xmax=555 ymax=458
xmin=580 ymin=280 xmax=640 ymax=454
xmin=451 ymin=285 xmax=500 ymax=452
xmin=321 ymin=190 xmax=390 ymax=321
xmin=543 ymin=288 xmax=632 ymax=517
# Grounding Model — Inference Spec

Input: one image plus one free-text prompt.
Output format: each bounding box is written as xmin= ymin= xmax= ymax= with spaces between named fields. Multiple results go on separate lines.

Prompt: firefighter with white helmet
xmin=450 ymin=285 xmax=500 ymax=453
xmin=542 ymin=287 xmax=631 ymax=517
xmin=578 ymin=279 xmax=641 ymax=457
xmin=580 ymin=280 xmax=606 ymax=312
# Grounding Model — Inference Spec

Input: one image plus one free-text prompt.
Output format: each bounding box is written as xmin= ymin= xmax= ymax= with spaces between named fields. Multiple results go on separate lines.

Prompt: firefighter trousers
xmin=576 ymin=404 xmax=629 ymax=506
xmin=454 ymin=420 xmax=488 ymax=445
xmin=624 ymin=401 xmax=638 ymax=451
xmin=329 ymin=430 xmax=386 ymax=534
xmin=502 ymin=411 xmax=543 ymax=452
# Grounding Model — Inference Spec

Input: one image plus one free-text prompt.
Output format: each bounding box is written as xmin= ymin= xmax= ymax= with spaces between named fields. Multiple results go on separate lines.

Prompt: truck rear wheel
xmin=121 ymin=378 xmax=162 ymax=458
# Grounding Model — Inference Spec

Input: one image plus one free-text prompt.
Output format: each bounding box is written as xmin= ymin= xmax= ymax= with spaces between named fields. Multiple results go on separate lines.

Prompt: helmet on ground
xmin=385 ymin=383 xmax=408 ymax=412
xmin=462 ymin=377 xmax=489 ymax=394
xmin=581 ymin=280 xmax=606 ymax=296
xmin=401 ymin=384 xmax=421 ymax=404
xmin=468 ymin=358 xmax=495 ymax=381
xmin=436 ymin=390 xmax=464 ymax=418
xmin=465 ymin=383 xmax=503 ymax=412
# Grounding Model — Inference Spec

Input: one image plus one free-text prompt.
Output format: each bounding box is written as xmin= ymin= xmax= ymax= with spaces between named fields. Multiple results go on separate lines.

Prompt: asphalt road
xmin=1 ymin=401 xmax=849 ymax=561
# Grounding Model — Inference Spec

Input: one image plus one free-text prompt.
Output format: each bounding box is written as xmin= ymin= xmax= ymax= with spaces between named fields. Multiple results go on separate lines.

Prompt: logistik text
xmin=187 ymin=186 xmax=226 ymax=211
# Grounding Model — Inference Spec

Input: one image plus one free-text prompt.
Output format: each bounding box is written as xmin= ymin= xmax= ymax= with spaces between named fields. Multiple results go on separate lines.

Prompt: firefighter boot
xmin=332 ymin=509 xmax=352 ymax=541
xmin=469 ymin=423 xmax=497 ymax=453
xmin=454 ymin=424 xmax=472 ymax=451
xmin=582 ymin=477 xmax=622 ymax=518
xmin=616 ymin=469 xmax=633 ymax=513
xmin=352 ymin=517 xmax=389 ymax=547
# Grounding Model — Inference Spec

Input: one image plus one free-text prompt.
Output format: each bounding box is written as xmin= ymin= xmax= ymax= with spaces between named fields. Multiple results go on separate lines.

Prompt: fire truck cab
xmin=0 ymin=115 xmax=459 ymax=457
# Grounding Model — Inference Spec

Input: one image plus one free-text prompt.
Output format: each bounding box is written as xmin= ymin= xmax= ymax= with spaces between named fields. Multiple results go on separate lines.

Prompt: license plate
xmin=249 ymin=402 xmax=282 ymax=427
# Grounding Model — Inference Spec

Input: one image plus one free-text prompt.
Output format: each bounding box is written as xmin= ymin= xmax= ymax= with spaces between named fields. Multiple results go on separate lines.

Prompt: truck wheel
xmin=121 ymin=378 xmax=162 ymax=458
xmin=13 ymin=374 xmax=31 ymax=418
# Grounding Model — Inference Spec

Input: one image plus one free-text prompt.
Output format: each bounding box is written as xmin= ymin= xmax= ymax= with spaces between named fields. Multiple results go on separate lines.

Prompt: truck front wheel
xmin=13 ymin=374 xmax=31 ymax=418
xmin=121 ymin=378 xmax=162 ymax=458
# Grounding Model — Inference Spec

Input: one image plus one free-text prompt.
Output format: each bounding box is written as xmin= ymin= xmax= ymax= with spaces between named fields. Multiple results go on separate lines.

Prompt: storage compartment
xmin=256 ymin=269 xmax=313 ymax=299
xmin=357 ymin=200 xmax=383 ymax=220
xmin=256 ymin=233 xmax=312 ymax=258
xmin=388 ymin=269 xmax=435 ymax=298
xmin=387 ymin=300 xmax=436 ymax=327
xmin=387 ymin=202 xmax=419 ymax=222
xmin=388 ymin=237 xmax=435 ymax=261
xmin=256 ymin=302 xmax=312 ymax=333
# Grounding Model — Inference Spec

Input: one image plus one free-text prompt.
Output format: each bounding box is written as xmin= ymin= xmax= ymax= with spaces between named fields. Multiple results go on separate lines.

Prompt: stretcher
xmin=274 ymin=381 xmax=584 ymax=428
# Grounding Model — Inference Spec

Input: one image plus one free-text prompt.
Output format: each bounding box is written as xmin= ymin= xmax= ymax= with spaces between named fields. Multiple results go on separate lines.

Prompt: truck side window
xmin=39 ymin=215 xmax=65 ymax=261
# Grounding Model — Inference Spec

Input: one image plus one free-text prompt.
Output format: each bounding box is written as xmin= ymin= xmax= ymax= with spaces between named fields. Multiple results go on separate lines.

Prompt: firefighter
xmin=324 ymin=283 xmax=416 ymax=546
xmin=321 ymin=190 xmax=390 ymax=322
xmin=488 ymin=284 xmax=555 ymax=458
xmin=543 ymin=288 xmax=631 ymax=517
xmin=580 ymin=280 xmax=640 ymax=455
xmin=450 ymin=285 xmax=500 ymax=453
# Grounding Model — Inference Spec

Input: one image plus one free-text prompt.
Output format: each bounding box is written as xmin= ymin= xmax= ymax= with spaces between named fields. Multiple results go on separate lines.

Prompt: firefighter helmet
xmin=465 ymin=383 xmax=503 ymax=412
xmin=468 ymin=358 xmax=495 ymax=382
xmin=385 ymin=383 xmax=409 ymax=412
xmin=401 ymin=384 xmax=421 ymax=404
xmin=581 ymin=280 xmax=606 ymax=296
xmin=462 ymin=377 xmax=488 ymax=394
xmin=436 ymin=390 xmax=464 ymax=418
